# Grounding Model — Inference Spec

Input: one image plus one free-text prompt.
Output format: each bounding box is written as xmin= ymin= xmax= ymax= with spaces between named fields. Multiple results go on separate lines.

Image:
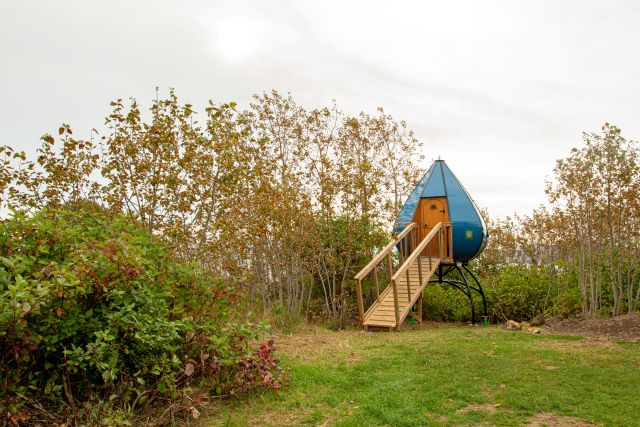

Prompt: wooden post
xmin=409 ymin=224 xmax=415 ymax=255
xmin=406 ymin=269 xmax=412 ymax=302
xmin=417 ymin=291 xmax=423 ymax=324
xmin=413 ymin=227 xmax=418 ymax=255
xmin=391 ymin=278 xmax=400 ymax=329
xmin=418 ymin=252 xmax=424 ymax=286
xmin=387 ymin=253 xmax=393 ymax=278
xmin=373 ymin=267 xmax=380 ymax=301
xmin=355 ymin=279 xmax=365 ymax=324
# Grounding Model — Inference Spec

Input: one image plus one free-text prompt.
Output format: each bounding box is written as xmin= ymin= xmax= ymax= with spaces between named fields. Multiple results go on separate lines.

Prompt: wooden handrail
xmin=354 ymin=222 xmax=417 ymax=325
xmin=356 ymin=220 xmax=453 ymax=330
xmin=391 ymin=222 xmax=452 ymax=282
xmin=386 ymin=221 xmax=452 ymax=329
xmin=354 ymin=223 xmax=418 ymax=280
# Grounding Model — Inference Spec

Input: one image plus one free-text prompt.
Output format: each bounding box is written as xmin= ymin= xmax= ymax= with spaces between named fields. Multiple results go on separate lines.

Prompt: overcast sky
xmin=2 ymin=1 xmax=639 ymax=219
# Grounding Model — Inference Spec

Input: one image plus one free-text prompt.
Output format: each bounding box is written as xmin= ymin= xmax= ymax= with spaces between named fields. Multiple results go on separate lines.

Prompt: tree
xmin=545 ymin=123 xmax=640 ymax=315
xmin=1 ymin=89 xmax=427 ymax=326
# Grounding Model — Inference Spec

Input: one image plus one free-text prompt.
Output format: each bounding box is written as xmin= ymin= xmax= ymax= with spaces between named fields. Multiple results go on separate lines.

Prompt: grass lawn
xmin=199 ymin=324 xmax=640 ymax=426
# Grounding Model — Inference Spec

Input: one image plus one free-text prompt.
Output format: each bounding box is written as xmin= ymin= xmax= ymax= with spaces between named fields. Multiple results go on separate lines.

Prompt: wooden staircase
xmin=354 ymin=222 xmax=453 ymax=331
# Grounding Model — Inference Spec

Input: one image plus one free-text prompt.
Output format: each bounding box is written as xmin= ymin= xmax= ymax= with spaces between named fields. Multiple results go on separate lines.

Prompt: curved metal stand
xmin=429 ymin=263 xmax=487 ymax=324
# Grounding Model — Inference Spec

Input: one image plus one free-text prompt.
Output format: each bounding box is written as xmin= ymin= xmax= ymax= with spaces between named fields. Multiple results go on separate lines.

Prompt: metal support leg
xmin=456 ymin=264 xmax=476 ymax=324
xmin=428 ymin=263 xmax=486 ymax=325
xmin=463 ymin=265 xmax=487 ymax=319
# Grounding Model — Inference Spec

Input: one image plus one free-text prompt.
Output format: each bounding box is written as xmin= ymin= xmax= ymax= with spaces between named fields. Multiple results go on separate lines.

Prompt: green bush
xmin=0 ymin=209 xmax=286 ymax=423
xmin=423 ymin=285 xmax=473 ymax=323
xmin=485 ymin=264 xmax=581 ymax=322
xmin=421 ymin=264 xmax=582 ymax=323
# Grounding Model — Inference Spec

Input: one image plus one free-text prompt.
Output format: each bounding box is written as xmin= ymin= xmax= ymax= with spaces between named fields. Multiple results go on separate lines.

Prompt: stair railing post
xmin=429 ymin=225 xmax=436 ymax=268
xmin=405 ymin=268 xmax=412 ymax=302
xmin=445 ymin=224 xmax=449 ymax=259
xmin=373 ymin=266 xmax=380 ymax=302
xmin=356 ymin=279 xmax=365 ymax=324
xmin=448 ymin=224 xmax=453 ymax=259
xmin=406 ymin=223 xmax=414 ymax=256
xmin=392 ymin=278 xmax=400 ymax=329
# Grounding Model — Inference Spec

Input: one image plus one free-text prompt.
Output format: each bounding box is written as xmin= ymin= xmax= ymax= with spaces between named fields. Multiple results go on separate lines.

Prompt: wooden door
xmin=416 ymin=197 xmax=449 ymax=257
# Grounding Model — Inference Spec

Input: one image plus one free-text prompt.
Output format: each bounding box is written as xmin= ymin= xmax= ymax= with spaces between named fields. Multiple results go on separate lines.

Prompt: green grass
xmin=201 ymin=325 xmax=640 ymax=426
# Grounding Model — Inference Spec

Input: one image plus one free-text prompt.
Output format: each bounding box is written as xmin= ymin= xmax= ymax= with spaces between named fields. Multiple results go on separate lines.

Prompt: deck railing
xmin=354 ymin=223 xmax=418 ymax=323
xmin=389 ymin=222 xmax=452 ymax=326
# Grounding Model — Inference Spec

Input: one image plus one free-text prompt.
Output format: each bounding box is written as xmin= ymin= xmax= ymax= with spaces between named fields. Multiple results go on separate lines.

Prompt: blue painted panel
xmin=422 ymin=161 xmax=446 ymax=197
xmin=441 ymin=162 xmax=487 ymax=262
xmin=392 ymin=163 xmax=434 ymax=234
xmin=392 ymin=160 xmax=487 ymax=263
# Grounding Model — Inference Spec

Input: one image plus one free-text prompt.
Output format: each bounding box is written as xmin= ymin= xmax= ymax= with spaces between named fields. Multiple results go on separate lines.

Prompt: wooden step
xmin=363 ymin=256 xmax=440 ymax=329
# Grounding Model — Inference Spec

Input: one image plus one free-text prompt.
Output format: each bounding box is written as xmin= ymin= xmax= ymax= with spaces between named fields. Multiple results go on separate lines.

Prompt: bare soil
xmin=456 ymin=402 xmax=500 ymax=415
xmin=545 ymin=314 xmax=640 ymax=342
xmin=524 ymin=413 xmax=597 ymax=427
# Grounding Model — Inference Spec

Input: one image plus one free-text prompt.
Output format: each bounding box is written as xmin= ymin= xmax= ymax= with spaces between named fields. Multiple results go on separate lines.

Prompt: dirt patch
xmin=545 ymin=314 xmax=640 ymax=342
xmin=202 ymin=400 xmax=337 ymax=427
xmin=536 ymin=336 xmax=619 ymax=353
xmin=456 ymin=402 xmax=500 ymax=415
xmin=271 ymin=326 xmax=362 ymax=366
xmin=242 ymin=410 xmax=308 ymax=427
xmin=524 ymin=413 xmax=596 ymax=426
xmin=426 ymin=411 xmax=448 ymax=422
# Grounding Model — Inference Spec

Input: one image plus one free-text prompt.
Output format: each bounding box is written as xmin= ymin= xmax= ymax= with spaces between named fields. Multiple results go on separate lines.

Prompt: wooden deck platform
xmin=354 ymin=221 xmax=453 ymax=332
xmin=363 ymin=257 xmax=440 ymax=330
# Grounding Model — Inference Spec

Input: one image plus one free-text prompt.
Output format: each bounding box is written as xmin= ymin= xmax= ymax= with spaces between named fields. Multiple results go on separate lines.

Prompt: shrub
xmin=0 ymin=209 xmax=286 ymax=424
xmin=421 ymin=264 xmax=582 ymax=323
xmin=423 ymin=285 xmax=473 ymax=323
xmin=485 ymin=264 xmax=582 ymax=322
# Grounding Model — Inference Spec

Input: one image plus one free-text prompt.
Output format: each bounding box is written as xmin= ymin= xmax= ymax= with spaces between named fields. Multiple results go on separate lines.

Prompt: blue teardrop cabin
xmin=354 ymin=159 xmax=489 ymax=331
xmin=393 ymin=159 xmax=488 ymax=263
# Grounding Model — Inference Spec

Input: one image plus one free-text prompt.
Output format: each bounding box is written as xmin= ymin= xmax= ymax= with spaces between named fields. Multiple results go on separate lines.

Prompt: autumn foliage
xmin=1 ymin=90 xmax=424 ymax=329
xmin=471 ymin=124 xmax=640 ymax=321
xmin=4 ymin=87 xmax=637 ymax=423
xmin=0 ymin=90 xmax=423 ymax=422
